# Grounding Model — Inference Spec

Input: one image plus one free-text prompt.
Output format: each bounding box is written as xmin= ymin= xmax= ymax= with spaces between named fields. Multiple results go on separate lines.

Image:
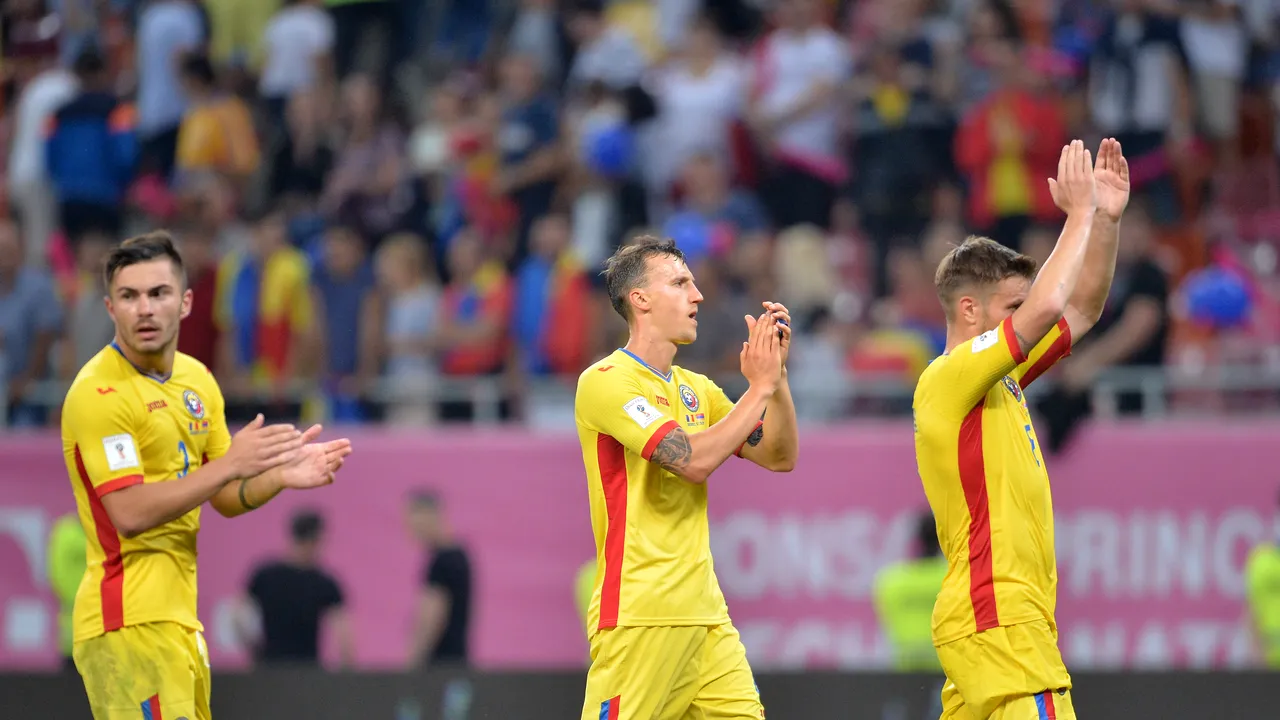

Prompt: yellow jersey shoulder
xmin=64 ymin=347 xmax=132 ymax=404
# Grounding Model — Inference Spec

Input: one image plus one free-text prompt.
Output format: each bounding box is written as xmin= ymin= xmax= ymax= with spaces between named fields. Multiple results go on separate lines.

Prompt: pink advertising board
xmin=0 ymin=422 xmax=1274 ymax=671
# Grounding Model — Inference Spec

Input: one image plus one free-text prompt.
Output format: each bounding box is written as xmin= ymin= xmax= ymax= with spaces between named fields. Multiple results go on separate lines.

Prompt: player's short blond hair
xmin=934 ymin=235 xmax=1037 ymax=320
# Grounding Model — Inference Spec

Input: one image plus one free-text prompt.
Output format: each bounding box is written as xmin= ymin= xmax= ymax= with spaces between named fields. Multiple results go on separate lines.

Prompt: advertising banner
xmin=0 ymin=422 xmax=1273 ymax=670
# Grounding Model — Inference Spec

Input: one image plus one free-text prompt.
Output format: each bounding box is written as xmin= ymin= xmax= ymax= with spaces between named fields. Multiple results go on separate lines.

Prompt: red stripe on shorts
xmin=75 ymin=445 xmax=127 ymax=632
xmin=1043 ymin=691 xmax=1057 ymax=719
xmin=958 ymin=403 xmax=1000 ymax=632
xmin=596 ymin=435 xmax=629 ymax=630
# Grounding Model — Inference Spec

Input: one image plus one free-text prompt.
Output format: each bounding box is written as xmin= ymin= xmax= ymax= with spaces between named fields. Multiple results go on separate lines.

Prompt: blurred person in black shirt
xmin=239 ymin=510 xmax=355 ymax=667
xmin=405 ymin=491 xmax=473 ymax=667
xmin=1035 ymin=195 xmax=1170 ymax=452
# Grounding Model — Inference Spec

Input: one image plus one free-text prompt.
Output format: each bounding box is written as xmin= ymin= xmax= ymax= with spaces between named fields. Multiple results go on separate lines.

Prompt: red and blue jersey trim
xmin=599 ymin=695 xmax=620 ymax=720
xmin=141 ymin=694 xmax=163 ymax=720
xmin=1035 ymin=691 xmax=1057 ymax=720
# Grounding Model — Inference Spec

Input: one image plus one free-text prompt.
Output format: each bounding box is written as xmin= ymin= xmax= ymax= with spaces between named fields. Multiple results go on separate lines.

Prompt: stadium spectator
xmin=312 ymin=223 xmax=379 ymax=422
xmin=204 ymin=0 xmax=279 ymax=72
xmin=748 ymin=0 xmax=851 ymax=230
xmin=374 ymin=231 xmax=441 ymax=425
xmin=672 ymin=151 xmax=771 ymax=253
xmin=321 ymin=74 xmax=409 ymax=242
xmin=405 ymin=491 xmax=473 ymax=668
xmin=872 ymin=510 xmax=946 ymax=672
xmin=134 ymin=0 xmax=206 ymax=180
xmin=56 ymin=231 xmax=115 ymax=381
xmin=495 ymin=52 xmax=562 ymax=265
xmin=175 ymin=222 xmax=223 ymax=369
xmin=851 ymin=40 xmax=948 ymax=296
xmin=257 ymin=0 xmax=336 ymax=124
xmin=512 ymin=213 xmax=594 ymax=378
xmin=215 ymin=208 xmax=316 ymax=418
xmin=324 ymin=0 xmax=395 ymax=82
xmin=268 ymin=88 xmax=337 ymax=208
xmin=437 ymin=229 xmax=514 ymax=421
xmin=7 ymin=41 xmax=77 ymax=266
xmin=566 ymin=0 xmax=648 ymax=94
xmin=646 ymin=15 xmax=746 ymax=198
xmin=0 ymin=220 xmax=62 ymax=427
xmin=1036 ymin=196 xmax=1172 ymax=452
xmin=954 ymin=38 xmax=1065 ymax=251
xmin=44 ymin=45 xmax=135 ymax=244
xmin=239 ymin=509 xmax=354 ymax=667
xmin=1087 ymin=0 xmax=1194 ymax=225
xmin=175 ymin=52 xmax=261 ymax=196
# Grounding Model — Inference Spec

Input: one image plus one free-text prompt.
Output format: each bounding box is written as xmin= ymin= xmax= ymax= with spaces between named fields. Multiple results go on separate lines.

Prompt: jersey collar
xmin=110 ymin=341 xmax=172 ymax=383
xmin=619 ymin=348 xmax=673 ymax=382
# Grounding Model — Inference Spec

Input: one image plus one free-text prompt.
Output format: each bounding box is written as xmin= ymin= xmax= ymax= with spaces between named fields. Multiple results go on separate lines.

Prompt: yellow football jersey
xmin=61 ymin=343 xmax=232 ymax=642
xmin=913 ymin=317 xmax=1071 ymax=645
xmin=575 ymin=349 xmax=759 ymax=633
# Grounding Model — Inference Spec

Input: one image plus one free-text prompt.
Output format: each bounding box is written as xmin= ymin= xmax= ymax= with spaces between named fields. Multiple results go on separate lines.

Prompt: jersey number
xmin=1024 ymin=424 xmax=1041 ymax=467
xmin=177 ymin=441 xmax=191 ymax=478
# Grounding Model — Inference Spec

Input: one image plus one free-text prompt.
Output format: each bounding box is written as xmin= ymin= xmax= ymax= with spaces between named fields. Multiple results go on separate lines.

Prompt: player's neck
xmin=623 ymin=334 xmax=678 ymax=375
xmin=113 ymin=336 xmax=176 ymax=379
xmin=943 ymin=324 xmax=979 ymax=355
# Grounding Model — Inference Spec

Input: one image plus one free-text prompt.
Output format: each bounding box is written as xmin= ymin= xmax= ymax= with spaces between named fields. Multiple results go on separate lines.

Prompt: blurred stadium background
xmin=2 ymin=0 xmax=1280 ymax=717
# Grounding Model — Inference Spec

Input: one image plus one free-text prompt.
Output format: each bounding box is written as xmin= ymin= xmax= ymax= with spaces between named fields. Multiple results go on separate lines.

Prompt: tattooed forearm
xmin=650 ymin=429 xmax=692 ymax=473
xmin=746 ymin=424 xmax=764 ymax=447
xmin=1014 ymin=330 xmax=1032 ymax=354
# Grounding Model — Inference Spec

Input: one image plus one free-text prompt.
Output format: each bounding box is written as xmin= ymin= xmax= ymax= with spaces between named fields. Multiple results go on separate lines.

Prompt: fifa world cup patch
xmin=623 ymin=396 xmax=662 ymax=429
xmin=971 ymin=328 xmax=999 ymax=352
xmin=103 ymin=434 xmax=141 ymax=471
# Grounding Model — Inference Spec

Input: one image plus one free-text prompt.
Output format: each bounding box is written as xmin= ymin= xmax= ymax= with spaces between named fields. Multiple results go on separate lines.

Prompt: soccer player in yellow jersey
xmin=61 ymin=231 xmax=353 ymax=720
xmin=575 ymin=236 xmax=800 ymax=720
xmin=914 ymin=139 xmax=1129 ymax=720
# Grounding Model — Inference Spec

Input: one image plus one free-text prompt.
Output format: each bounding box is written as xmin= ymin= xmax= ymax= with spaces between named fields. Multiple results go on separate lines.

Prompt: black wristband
xmin=238 ymin=478 xmax=260 ymax=511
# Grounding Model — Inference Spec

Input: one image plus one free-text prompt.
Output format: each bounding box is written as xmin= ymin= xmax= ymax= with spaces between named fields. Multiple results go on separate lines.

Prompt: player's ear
xmin=180 ymin=288 xmax=194 ymax=321
xmin=629 ymin=287 xmax=649 ymax=314
xmin=957 ymin=295 xmax=979 ymax=326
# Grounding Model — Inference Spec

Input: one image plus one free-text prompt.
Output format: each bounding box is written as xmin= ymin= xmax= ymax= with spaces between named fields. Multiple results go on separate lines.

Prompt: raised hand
xmin=1093 ymin=137 xmax=1130 ymax=221
xmin=278 ymin=427 xmax=353 ymax=490
xmin=740 ymin=310 xmax=783 ymax=394
xmin=762 ymin=301 xmax=792 ymax=369
xmin=224 ymin=414 xmax=304 ymax=480
xmin=1046 ymin=139 xmax=1096 ymax=217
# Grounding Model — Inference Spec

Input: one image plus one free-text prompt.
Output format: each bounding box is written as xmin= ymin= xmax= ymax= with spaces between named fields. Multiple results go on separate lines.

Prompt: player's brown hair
xmin=602 ymin=235 xmax=687 ymax=322
xmin=934 ymin=235 xmax=1037 ymax=320
xmin=104 ymin=230 xmax=187 ymax=289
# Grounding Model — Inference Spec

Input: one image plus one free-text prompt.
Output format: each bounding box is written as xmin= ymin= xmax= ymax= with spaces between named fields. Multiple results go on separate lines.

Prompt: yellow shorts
xmin=73 ymin=622 xmax=212 ymax=720
xmin=581 ymin=624 xmax=764 ymax=720
xmin=936 ymin=620 xmax=1076 ymax=720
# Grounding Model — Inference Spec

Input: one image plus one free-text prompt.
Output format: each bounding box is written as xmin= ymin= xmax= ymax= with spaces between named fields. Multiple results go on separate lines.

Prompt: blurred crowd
xmin=2 ymin=0 xmax=1280 ymax=430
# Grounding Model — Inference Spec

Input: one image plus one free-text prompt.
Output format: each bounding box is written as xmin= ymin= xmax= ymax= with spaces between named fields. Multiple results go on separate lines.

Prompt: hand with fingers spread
xmin=762 ymin=301 xmax=792 ymax=369
xmin=1046 ymin=139 xmax=1096 ymax=217
xmin=1093 ymin=137 xmax=1130 ymax=222
xmin=276 ymin=425 xmax=355 ymax=490
xmin=223 ymin=414 xmax=306 ymax=479
xmin=740 ymin=310 xmax=783 ymax=394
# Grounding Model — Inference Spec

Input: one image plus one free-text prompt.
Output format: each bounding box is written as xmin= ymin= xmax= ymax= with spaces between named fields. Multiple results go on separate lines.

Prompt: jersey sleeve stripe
xmin=96 ymin=475 xmax=143 ymax=497
xmin=1000 ymin=316 xmax=1027 ymax=365
xmin=734 ymin=420 xmax=764 ymax=457
xmin=596 ymin=435 xmax=629 ymax=630
xmin=957 ymin=403 xmax=1000 ymax=633
xmin=640 ymin=420 xmax=679 ymax=461
xmin=1018 ymin=318 xmax=1073 ymax=389
xmin=74 ymin=446 xmax=127 ymax=633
